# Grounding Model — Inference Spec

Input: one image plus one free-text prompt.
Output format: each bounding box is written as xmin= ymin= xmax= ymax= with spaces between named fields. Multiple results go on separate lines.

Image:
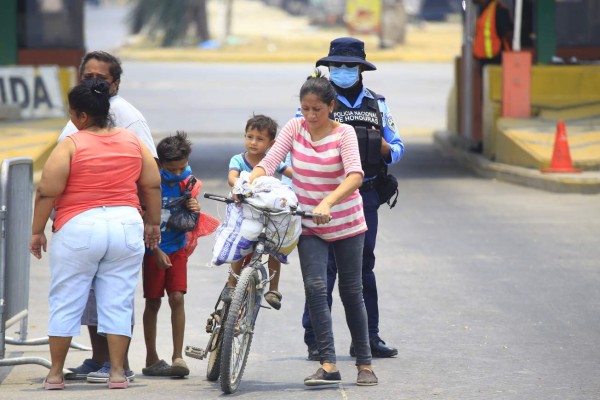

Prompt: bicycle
xmin=186 ymin=192 xmax=320 ymax=394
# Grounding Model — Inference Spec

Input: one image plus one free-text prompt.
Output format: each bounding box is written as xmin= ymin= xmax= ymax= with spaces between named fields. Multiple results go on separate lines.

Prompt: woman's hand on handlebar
xmin=311 ymin=200 xmax=333 ymax=225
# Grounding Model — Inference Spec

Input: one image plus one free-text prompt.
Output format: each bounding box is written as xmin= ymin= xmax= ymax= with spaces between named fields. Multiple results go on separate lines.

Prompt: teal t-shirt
xmin=229 ymin=153 xmax=288 ymax=175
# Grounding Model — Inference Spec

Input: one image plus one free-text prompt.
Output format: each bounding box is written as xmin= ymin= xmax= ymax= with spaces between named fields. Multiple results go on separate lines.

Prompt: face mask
xmin=329 ymin=65 xmax=360 ymax=88
xmin=160 ymin=165 xmax=191 ymax=183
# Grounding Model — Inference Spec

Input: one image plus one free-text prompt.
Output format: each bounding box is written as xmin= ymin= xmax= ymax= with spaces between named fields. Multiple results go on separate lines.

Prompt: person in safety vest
xmin=302 ymin=37 xmax=405 ymax=361
xmin=472 ymin=0 xmax=514 ymax=64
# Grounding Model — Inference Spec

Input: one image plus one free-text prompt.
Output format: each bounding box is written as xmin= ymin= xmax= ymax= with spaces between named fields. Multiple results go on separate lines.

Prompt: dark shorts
xmin=143 ymin=248 xmax=188 ymax=298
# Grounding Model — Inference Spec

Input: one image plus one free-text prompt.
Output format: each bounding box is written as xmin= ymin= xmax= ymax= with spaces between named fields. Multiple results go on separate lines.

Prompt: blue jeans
xmin=302 ymin=187 xmax=381 ymax=342
xmin=298 ymin=233 xmax=371 ymax=366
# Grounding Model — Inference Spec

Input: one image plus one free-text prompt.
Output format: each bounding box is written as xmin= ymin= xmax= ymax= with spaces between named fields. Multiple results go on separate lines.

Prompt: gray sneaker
xmin=65 ymin=358 xmax=103 ymax=380
xmin=87 ymin=362 xmax=136 ymax=383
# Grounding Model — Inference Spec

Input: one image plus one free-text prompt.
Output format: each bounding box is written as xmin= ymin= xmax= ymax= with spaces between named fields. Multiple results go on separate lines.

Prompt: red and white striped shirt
xmin=258 ymin=117 xmax=366 ymax=241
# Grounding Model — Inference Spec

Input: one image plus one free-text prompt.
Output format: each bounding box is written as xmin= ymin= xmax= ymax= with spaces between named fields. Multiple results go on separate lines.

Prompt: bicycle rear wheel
xmin=220 ymin=266 xmax=260 ymax=394
xmin=206 ymin=302 xmax=228 ymax=381
xmin=206 ymin=331 xmax=223 ymax=380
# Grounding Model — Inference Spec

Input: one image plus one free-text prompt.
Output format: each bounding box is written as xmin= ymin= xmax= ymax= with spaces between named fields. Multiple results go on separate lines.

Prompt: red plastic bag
xmin=180 ymin=176 xmax=220 ymax=257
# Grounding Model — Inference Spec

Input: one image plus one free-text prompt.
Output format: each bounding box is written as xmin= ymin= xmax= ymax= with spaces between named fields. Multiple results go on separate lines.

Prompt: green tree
xmin=129 ymin=0 xmax=210 ymax=47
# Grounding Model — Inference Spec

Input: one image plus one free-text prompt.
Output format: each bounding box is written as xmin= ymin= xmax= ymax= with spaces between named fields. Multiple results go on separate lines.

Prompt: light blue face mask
xmin=329 ymin=65 xmax=360 ymax=88
xmin=160 ymin=165 xmax=191 ymax=183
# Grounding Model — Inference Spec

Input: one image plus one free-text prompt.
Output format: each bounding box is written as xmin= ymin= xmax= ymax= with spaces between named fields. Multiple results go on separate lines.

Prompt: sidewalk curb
xmin=434 ymin=131 xmax=600 ymax=194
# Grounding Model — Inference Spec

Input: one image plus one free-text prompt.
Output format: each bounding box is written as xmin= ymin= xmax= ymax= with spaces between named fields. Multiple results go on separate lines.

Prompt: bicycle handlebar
xmin=203 ymin=193 xmax=236 ymax=204
xmin=203 ymin=192 xmax=327 ymax=220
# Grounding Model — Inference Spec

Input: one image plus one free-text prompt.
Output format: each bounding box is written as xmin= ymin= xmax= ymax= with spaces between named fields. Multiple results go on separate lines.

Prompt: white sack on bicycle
xmin=211 ymin=173 xmax=302 ymax=266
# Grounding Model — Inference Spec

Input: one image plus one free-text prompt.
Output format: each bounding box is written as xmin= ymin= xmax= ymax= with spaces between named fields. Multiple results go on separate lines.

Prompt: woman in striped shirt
xmin=249 ymin=72 xmax=377 ymax=386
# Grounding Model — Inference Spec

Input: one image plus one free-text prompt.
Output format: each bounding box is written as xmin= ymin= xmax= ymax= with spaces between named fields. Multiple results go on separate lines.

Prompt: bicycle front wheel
xmin=220 ymin=266 xmax=260 ymax=394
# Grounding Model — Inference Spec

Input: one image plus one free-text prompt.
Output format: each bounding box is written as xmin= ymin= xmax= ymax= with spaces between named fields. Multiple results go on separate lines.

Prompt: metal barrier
xmin=0 ymin=157 xmax=89 ymax=371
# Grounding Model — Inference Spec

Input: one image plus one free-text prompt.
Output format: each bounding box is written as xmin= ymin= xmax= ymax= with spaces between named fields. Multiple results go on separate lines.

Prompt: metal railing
xmin=0 ymin=157 xmax=89 ymax=372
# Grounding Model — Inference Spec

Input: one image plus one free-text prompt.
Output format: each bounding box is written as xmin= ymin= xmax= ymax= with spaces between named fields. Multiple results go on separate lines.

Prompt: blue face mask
xmin=160 ymin=165 xmax=191 ymax=183
xmin=329 ymin=65 xmax=360 ymax=88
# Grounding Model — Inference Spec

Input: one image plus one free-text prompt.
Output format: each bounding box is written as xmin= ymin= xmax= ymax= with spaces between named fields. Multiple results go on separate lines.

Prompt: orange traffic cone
xmin=541 ymin=120 xmax=582 ymax=173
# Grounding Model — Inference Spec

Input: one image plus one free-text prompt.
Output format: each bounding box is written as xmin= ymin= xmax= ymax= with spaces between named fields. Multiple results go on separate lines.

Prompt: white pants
xmin=48 ymin=206 xmax=144 ymax=337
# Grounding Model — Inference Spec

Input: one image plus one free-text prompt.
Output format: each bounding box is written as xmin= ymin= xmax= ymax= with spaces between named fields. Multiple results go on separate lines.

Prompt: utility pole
xmin=223 ymin=0 xmax=234 ymax=41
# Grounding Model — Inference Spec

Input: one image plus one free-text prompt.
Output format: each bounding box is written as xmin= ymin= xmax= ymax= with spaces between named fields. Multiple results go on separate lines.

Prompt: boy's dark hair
xmin=80 ymin=51 xmax=123 ymax=82
xmin=68 ymin=78 xmax=113 ymax=129
xmin=156 ymin=131 xmax=193 ymax=162
xmin=245 ymin=114 xmax=278 ymax=140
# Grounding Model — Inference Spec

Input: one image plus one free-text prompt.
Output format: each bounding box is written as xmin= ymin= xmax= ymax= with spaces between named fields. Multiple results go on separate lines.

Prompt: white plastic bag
xmin=211 ymin=173 xmax=302 ymax=266
xmin=211 ymin=202 xmax=262 ymax=266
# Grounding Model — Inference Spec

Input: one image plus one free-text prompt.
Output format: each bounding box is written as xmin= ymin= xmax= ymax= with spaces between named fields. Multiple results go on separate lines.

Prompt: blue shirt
xmin=150 ymin=180 xmax=186 ymax=255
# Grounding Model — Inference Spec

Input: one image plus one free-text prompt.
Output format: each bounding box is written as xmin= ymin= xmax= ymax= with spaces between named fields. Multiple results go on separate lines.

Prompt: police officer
xmin=302 ymin=37 xmax=405 ymax=359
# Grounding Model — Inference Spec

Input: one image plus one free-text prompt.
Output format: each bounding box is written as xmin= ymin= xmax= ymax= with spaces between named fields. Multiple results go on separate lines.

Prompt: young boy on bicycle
xmin=225 ymin=114 xmax=292 ymax=310
xmin=142 ymin=131 xmax=200 ymax=377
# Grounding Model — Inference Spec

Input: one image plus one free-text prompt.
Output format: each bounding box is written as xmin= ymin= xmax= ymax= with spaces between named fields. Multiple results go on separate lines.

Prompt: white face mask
xmin=329 ymin=65 xmax=360 ymax=88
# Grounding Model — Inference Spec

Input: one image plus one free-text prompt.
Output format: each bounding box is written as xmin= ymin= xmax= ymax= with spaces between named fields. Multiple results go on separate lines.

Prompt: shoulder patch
xmin=364 ymin=88 xmax=385 ymax=101
xmin=386 ymin=113 xmax=397 ymax=132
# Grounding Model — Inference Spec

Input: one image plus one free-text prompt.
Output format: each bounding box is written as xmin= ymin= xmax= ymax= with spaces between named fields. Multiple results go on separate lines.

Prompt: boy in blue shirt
xmin=142 ymin=131 xmax=199 ymax=377
xmin=225 ymin=114 xmax=292 ymax=309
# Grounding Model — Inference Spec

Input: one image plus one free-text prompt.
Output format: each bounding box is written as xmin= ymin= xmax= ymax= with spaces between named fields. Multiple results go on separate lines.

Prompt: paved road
xmin=119 ymin=61 xmax=453 ymax=139
xmin=118 ymin=61 xmax=453 ymax=182
xmin=3 ymin=131 xmax=600 ymax=399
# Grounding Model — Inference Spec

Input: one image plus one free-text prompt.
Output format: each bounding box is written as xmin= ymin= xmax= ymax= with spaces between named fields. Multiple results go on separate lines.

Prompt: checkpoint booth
xmin=0 ymin=0 xmax=85 ymax=69
xmin=0 ymin=0 xmax=82 ymax=121
xmin=449 ymin=0 xmax=600 ymax=171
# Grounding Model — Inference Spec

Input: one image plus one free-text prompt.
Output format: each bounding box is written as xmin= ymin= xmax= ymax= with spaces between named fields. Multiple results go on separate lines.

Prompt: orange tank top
xmin=53 ymin=128 xmax=144 ymax=231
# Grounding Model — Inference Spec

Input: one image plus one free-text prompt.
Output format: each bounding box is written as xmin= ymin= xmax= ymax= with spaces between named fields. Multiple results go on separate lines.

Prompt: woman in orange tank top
xmin=30 ymin=79 xmax=161 ymax=390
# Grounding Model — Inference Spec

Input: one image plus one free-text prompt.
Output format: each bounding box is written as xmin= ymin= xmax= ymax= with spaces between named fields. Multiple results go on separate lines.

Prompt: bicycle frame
xmin=189 ymin=192 xmax=320 ymax=394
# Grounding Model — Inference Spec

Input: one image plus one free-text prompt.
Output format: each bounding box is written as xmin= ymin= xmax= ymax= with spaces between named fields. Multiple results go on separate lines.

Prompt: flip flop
xmin=43 ymin=379 xmax=65 ymax=390
xmin=142 ymin=359 xmax=173 ymax=376
xmin=107 ymin=379 xmax=129 ymax=389
xmin=171 ymin=358 xmax=190 ymax=377
xmin=264 ymin=290 xmax=282 ymax=310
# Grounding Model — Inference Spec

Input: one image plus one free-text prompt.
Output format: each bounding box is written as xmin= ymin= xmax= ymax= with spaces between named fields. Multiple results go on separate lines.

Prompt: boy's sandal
xmin=142 ymin=359 xmax=173 ymax=376
xmin=171 ymin=358 xmax=190 ymax=377
xmin=264 ymin=291 xmax=282 ymax=310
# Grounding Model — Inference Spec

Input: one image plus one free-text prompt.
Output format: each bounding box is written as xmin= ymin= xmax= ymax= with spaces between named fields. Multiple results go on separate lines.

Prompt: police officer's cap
xmin=316 ymin=37 xmax=376 ymax=71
